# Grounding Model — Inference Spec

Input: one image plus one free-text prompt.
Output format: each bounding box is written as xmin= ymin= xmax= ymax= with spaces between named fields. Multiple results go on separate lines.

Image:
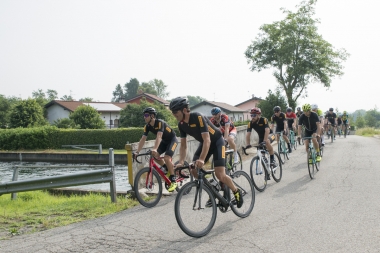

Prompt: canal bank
xmin=0 ymin=152 xmax=128 ymax=164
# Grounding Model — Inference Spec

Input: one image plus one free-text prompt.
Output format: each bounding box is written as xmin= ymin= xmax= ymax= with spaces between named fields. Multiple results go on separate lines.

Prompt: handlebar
xmin=242 ymin=141 xmax=266 ymax=155
xmin=132 ymin=149 xmax=164 ymax=164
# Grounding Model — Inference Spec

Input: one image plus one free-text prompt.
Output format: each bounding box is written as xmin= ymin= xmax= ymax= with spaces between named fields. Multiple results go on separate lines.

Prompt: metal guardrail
xmin=0 ymin=148 xmax=117 ymax=203
xmin=61 ymin=144 xmax=102 ymax=154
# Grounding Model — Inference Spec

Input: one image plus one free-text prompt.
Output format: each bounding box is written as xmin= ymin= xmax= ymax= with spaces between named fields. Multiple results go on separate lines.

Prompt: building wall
xmin=191 ymin=104 xmax=244 ymax=122
xmin=46 ymin=104 xmax=71 ymax=124
xmin=236 ymin=99 xmax=261 ymax=121
xmin=99 ymin=112 xmax=121 ymax=129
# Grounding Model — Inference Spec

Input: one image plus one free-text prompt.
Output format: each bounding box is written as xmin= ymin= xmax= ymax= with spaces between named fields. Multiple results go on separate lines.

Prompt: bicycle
xmin=242 ymin=142 xmax=282 ymax=192
xmin=327 ymin=123 xmax=335 ymax=143
xmin=343 ymin=124 xmax=349 ymax=138
xmin=276 ymin=131 xmax=289 ymax=164
xmin=211 ymin=143 xmax=242 ymax=172
xmin=133 ymin=150 xmax=193 ymax=208
xmin=174 ymin=160 xmax=255 ymax=238
xmin=302 ymin=137 xmax=320 ymax=179
xmin=289 ymin=129 xmax=298 ymax=151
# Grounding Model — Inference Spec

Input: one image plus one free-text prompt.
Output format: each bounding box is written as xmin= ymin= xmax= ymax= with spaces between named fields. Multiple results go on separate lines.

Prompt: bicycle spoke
xmin=230 ymin=171 xmax=255 ymax=218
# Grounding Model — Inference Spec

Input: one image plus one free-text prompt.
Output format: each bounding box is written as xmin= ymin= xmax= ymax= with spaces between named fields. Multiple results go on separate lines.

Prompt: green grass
xmin=355 ymin=127 xmax=380 ymax=136
xmin=0 ymin=190 xmax=138 ymax=240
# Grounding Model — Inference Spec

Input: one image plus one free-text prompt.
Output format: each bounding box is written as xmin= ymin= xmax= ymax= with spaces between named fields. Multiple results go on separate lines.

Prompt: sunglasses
xmin=143 ymin=113 xmax=150 ymax=118
xmin=250 ymin=114 xmax=257 ymax=118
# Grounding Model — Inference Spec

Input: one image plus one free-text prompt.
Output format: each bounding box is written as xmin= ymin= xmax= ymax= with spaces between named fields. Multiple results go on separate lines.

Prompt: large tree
xmin=69 ymin=105 xmax=105 ymax=129
xmin=9 ymin=99 xmax=47 ymax=128
xmin=245 ymin=0 xmax=349 ymax=109
xmin=257 ymin=89 xmax=288 ymax=120
xmin=111 ymin=84 xmax=124 ymax=102
xmin=187 ymin=95 xmax=207 ymax=107
xmin=150 ymin=79 xmax=169 ymax=99
xmin=124 ymin=78 xmax=140 ymax=100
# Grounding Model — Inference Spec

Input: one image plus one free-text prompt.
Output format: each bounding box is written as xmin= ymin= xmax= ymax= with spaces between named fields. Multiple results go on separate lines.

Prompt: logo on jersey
xmin=208 ymin=126 xmax=215 ymax=135
xmin=222 ymin=145 xmax=225 ymax=159
xmin=166 ymin=127 xmax=171 ymax=132
xmin=190 ymin=124 xmax=196 ymax=127
xmin=198 ymin=116 xmax=204 ymax=127
xmin=171 ymin=142 xmax=177 ymax=151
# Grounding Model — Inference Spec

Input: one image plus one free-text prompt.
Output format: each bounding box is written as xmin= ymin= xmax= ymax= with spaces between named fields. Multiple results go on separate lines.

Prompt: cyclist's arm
xmin=245 ymin=131 xmax=251 ymax=146
xmin=197 ymin=133 xmax=211 ymax=167
xmin=152 ymin=131 xmax=163 ymax=151
xmin=224 ymin=123 xmax=230 ymax=140
xmin=136 ymin=135 xmax=147 ymax=153
xmin=177 ymin=137 xmax=187 ymax=166
xmin=316 ymin=122 xmax=321 ymax=136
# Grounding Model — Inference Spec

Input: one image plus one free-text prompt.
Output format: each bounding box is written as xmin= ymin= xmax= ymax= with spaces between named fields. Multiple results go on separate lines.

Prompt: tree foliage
xmin=69 ymin=105 xmax=105 ymax=129
xmin=79 ymin=97 xmax=94 ymax=102
xmin=257 ymin=89 xmax=288 ymax=120
xmin=115 ymin=78 xmax=170 ymax=101
xmin=119 ymin=98 xmax=177 ymax=128
xmin=245 ymin=0 xmax=349 ymax=110
xmin=9 ymin=99 xmax=48 ymax=128
xmin=0 ymin=95 xmax=19 ymax=128
xmin=60 ymin=95 xmax=75 ymax=101
xmin=187 ymin=95 xmax=207 ymax=107
xmin=53 ymin=118 xmax=78 ymax=129
xmin=124 ymin=78 xmax=140 ymax=100
xmin=111 ymin=84 xmax=124 ymax=102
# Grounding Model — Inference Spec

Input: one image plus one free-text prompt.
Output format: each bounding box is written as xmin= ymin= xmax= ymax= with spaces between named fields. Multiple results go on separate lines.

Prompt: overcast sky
xmin=1 ymin=0 xmax=378 ymax=113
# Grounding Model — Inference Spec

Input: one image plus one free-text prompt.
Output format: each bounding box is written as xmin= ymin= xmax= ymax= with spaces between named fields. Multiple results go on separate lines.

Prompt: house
xmin=45 ymin=100 xmax=127 ymax=128
xmin=125 ymin=93 xmax=169 ymax=107
xmin=190 ymin=101 xmax=246 ymax=122
xmin=235 ymin=94 xmax=264 ymax=121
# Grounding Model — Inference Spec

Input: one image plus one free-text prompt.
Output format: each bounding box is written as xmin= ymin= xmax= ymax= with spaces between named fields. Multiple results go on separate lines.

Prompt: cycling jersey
xmin=271 ymin=112 xmax=286 ymax=131
xmin=178 ymin=112 xmax=222 ymax=143
xmin=296 ymin=111 xmax=303 ymax=118
xmin=210 ymin=114 xmax=235 ymax=133
xmin=247 ymin=117 xmax=272 ymax=143
xmin=342 ymin=114 xmax=349 ymax=124
xmin=285 ymin=112 xmax=297 ymax=128
xmin=337 ymin=118 xmax=342 ymax=125
xmin=325 ymin=112 xmax=337 ymax=125
xmin=143 ymin=119 xmax=176 ymax=142
xmin=298 ymin=112 xmax=320 ymax=131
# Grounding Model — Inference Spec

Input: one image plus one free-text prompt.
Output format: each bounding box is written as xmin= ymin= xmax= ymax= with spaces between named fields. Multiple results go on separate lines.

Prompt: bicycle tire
xmin=279 ymin=140 xmax=286 ymax=164
xmin=307 ymin=150 xmax=316 ymax=179
xmin=230 ymin=171 xmax=255 ymax=218
xmin=249 ymin=156 xmax=267 ymax=192
xmin=134 ymin=167 xmax=163 ymax=208
xmin=292 ymin=135 xmax=297 ymax=150
xmin=271 ymin=152 xmax=283 ymax=182
xmin=331 ymin=127 xmax=334 ymax=143
xmin=174 ymin=182 xmax=217 ymax=238
xmin=174 ymin=161 xmax=193 ymax=193
xmin=232 ymin=151 xmax=243 ymax=172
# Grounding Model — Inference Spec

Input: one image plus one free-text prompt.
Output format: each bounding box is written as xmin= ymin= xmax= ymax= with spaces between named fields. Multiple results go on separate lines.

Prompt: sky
xmin=1 ymin=0 xmax=379 ymax=113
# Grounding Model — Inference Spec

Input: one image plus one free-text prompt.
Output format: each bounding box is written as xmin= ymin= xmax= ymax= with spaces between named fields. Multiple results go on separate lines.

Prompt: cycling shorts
xmin=157 ymin=136 xmax=178 ymax=157
xmin=304 ymin=129 xmax=317 ymax=138
xmin=193 ymin=136 xmax=225 ymax=167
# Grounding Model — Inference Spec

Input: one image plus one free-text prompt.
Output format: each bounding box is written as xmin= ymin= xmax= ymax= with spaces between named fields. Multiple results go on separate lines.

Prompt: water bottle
xmin=209 ymin=179 xmax=221 ymax=191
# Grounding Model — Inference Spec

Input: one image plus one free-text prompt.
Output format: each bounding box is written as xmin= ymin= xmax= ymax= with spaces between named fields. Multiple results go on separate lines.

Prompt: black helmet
xmin=143 ymin=107 xmax=157 ymax=115
xmin=286 ymin=107 xmax=292 ymax=112
xmin=329 ymin=108 xmax=334 ymax=111
xmin=169 ymin=97 xmax=189 ymax=111
xmin=273 ymin=106 xmax=281 ymax=112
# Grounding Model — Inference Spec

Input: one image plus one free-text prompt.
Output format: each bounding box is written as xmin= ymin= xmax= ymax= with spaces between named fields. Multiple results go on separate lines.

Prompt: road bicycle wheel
xmin=331 ymin=127 xmax=334 ymax=143
xmin=307 ymin=150 xmax=316 ymax=179
xmin=292 ymin=135 xmax=297 ymax=150
xmin=174 ymin=182 xmax=217 ymax=238
xmin=278 ymin=140 xmax=286 ymax=164
xmin=249 ymin=156 xmax=267 ymax=192
xmin=174 ymin=161 xmax=193 ymax=193
xmin=230 ymin=170 xmax=255 ymax=218
xmin=231 ymin=151 xmax=243 ymax=172
xmin=271 ymin=152 xmax=283 ymax=182
xmin=134 ymin=167 xmax=162 ymax=208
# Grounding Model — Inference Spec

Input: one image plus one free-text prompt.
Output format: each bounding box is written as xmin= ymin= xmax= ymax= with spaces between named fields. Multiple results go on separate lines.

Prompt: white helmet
xmin=311 ymin=104 xmax=318 ymax=110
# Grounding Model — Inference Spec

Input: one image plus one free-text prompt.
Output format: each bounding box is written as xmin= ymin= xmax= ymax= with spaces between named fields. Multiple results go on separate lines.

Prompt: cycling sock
xmin=270 ymin=154 xmax=274 ymax=160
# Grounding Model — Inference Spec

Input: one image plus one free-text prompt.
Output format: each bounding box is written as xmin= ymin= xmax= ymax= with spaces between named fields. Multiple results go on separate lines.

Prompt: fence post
xmin=125 ymin=144 xmax=134 ymax=192
xmin=108 ymin=148 xmax=117 ymax=203
xmin=11 ymin=167 xmax=19 ymax=200
xmin=99 ymin=144 xmax=102 ymax=154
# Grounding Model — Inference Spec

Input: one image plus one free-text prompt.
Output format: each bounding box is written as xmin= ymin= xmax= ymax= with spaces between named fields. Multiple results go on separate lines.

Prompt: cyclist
xmin=298 ymin=104 xmax=322 ymax=162
xmin=325 ymin=108 xmax=337 ymax=140
xmin=244 ymin=107 xmax=276 ymax=180
xmin=271 ymin=106 xmax=292 ymax=153
xmin=285 ymin=107 xmax=297 ymax=132
xmin=311 ymin=104 xmax=325 ymax=145
xmin=337 ymin=115 xmax=343 ymax=137
xmin=296 ymin=107 xmax=303 ymax=118
xmin=342 ymin=111 xmax=350 ymax=135
xmin=170 ymin=97 xmax=243 ymax=208
xmin=210 ymin=107 xmax=239 ymax=164
xmin=133 ymin=107 xmax=178 ymax=192
xmin=296 ymin=107 xmax=303 ymax=144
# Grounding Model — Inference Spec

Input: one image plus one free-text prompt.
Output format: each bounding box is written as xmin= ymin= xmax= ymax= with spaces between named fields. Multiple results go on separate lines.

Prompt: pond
xmin=0 ymin=162 xmax=132 ymax=192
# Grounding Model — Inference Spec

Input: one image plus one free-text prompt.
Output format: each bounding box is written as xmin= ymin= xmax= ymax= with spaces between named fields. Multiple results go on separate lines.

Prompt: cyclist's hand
xmin=151 ymin=149 xmax=158 ymax=157
xmin=175 ymin=163 xmax=183 ymax=169
xmin=132 ymin=152 xmax=138 ymax=160
xmin=195 ymin=159 xmax=204 ymax=168
xmin=245 ymin=144 xmax=252 ymax=149
xmin=224 ymin=139 xmax=228 ymax=146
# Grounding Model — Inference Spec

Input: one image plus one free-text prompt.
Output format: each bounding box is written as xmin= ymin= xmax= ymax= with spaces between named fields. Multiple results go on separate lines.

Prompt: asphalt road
xmin=1 ymin=135 xmax=380 ymax=253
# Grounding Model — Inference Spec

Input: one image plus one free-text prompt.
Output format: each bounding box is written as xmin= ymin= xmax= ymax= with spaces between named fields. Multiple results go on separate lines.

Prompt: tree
xmin=355 ymin=113 xmax=365 ymax=129
xmin=46 ymin=89 xmax=58 ymax=101
xmin=32 ymin=89 xmax=46 ymax=100
xmin=187 ymin=95 xmax=207 ymax=107
xmin=0 ymin=95 xmax=14 ymax=128
xmin=69 ymin=105 xmax=105 ymax=129
xmin=9 ymin=99 xmax=48 ymax=128
xmin=257 ymin=89 xmax=288 ymax=120
xmin=53 ymin=118 xmax=78 ymax=129
xmin=140 ymin=82 xmax=158 ymax=95
xmin=150 ymin=79 xmax=169 ymax=99
xmin=60 ymin=95 xmax=74 ymax=101
xmin=364 ymin=108 xmax=380 ymax=128
xmin=124 ymin=78 xmax=140 ymax=100
xmin=79 ymin=97 xmax=94 ymax=102
xmin=119 ymin=98 xmax=177 ymax=128
xmin=111 ymin=84 xmax=124 ymax=102
xmin=245 ymin=0 xmax=349 ymax=110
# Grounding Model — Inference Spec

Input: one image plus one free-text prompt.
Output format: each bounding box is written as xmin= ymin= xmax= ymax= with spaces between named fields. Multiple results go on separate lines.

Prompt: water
xmin=0 ymin=162 xmax=131 ymax=192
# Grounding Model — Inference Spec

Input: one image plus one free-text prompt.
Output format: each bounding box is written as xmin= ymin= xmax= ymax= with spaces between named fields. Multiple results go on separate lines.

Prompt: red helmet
xmin=250 ymin=108 xmax=261 ymax=114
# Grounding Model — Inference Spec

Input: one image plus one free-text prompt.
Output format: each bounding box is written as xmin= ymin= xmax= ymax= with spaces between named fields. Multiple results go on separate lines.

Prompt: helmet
xmin=250 ymin=108 xmax=261 ymax=114
xmin=311 ymin=104 xmax=318 ymax=110
xmin=286 ymin=107 xmax=292 ymax=112
xmin=296 ymin=107 xmax=301 ymax=111
xmin=329 ymin=108 xmax=334 ymax=111
xmin=143 ymin=107 xmax=157 ymax=115
xmin=302 ymin=104 xmax=311 ymax=112
xmin=169 ymin=97 xmax=189 ymax=111
xmin=343 ymin=110 xmax=347 ymax=114
xmin=273 ymin=106 xmax=281 ymax=112
xmin=211 ymin=107 xmax=221 ymax=115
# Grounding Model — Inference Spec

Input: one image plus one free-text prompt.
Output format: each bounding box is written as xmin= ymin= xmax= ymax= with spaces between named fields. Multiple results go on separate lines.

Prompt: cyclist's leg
xmin=227 ymin=129 xmax=239 ymax=163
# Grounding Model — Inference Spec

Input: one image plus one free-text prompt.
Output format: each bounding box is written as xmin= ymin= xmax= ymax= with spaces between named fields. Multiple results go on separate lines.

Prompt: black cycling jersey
xmin=271 ymin=112 xmax=286 ymax=130
xmin=325 ymin=112 xmax=337 ymax=124
xmin=296 ymin=111 xmax=303 ymax=118
xmin=178 ymin=112 xmax=222 ymax=143
xmin=143 ymin=119 xmax=176 ymax=141
xmin=298 ymin=112 xmax=320 ymax=131
xmin=337 ymin=118 xmax=342 ymax=125
xmin=247 ymin=117 xmax=272 ymax=142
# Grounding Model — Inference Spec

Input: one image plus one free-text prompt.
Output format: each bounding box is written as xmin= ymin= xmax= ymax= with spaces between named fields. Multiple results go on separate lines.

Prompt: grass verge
xmin=355 ymin=127 xmax=380 ymax=136
xmin=0 ymin=190 xmax=138 ymax=240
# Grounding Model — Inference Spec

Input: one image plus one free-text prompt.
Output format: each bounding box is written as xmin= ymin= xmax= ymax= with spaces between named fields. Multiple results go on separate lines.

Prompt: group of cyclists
xmin=132 ymin=96 xmax=350 ymax=210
